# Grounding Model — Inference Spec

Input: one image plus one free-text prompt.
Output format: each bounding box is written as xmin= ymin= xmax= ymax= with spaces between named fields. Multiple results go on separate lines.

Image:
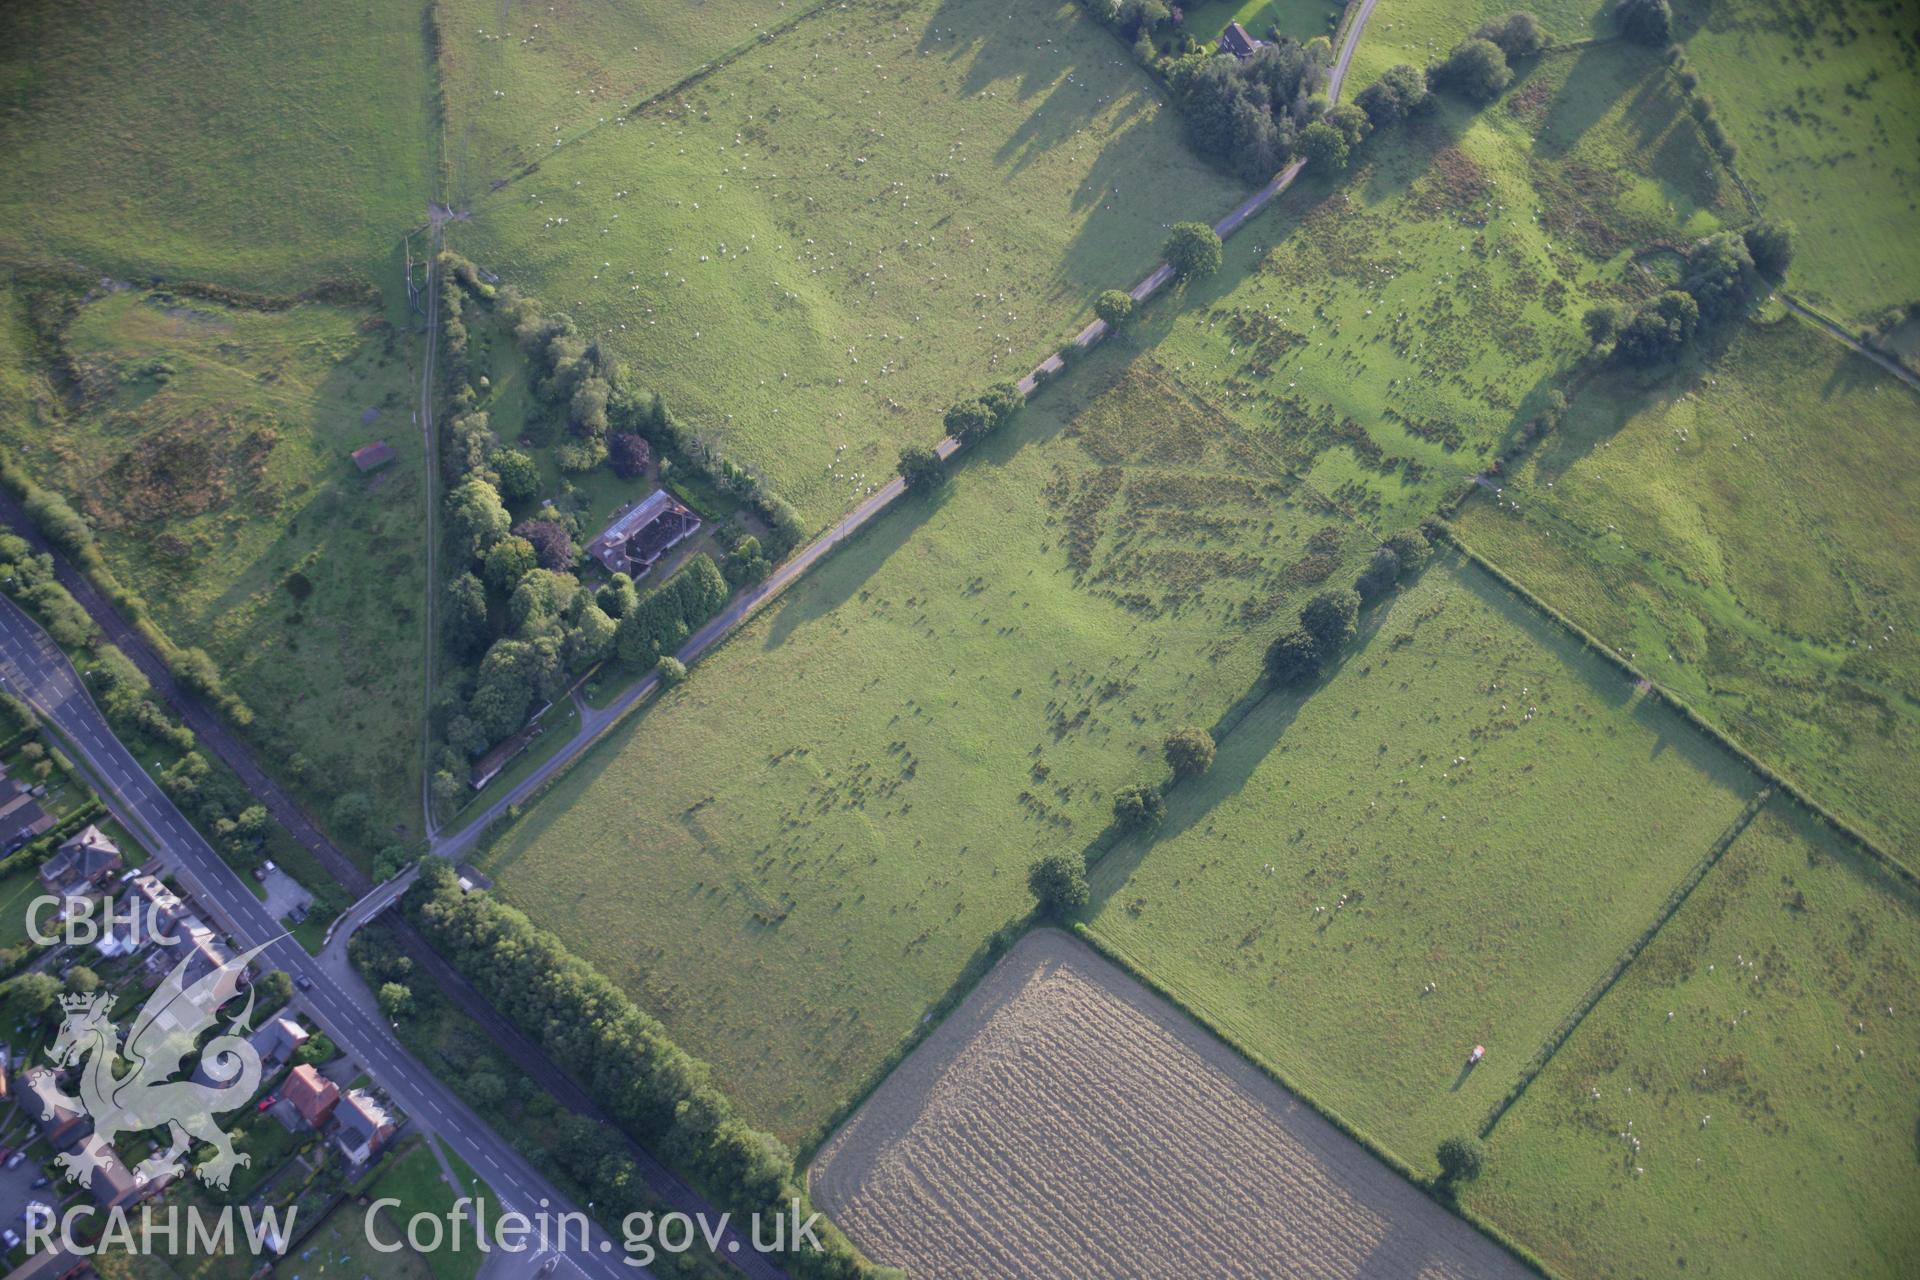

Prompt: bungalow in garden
xmin=586 ymin=489 xmax=700 ymax=579
xmin=1218 ymin=21 xmax=1265 ymax=59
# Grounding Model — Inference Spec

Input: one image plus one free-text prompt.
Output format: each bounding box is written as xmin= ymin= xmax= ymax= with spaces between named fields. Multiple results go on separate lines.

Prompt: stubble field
xmin=811 ymin=928 xmax=1535 ymax=1280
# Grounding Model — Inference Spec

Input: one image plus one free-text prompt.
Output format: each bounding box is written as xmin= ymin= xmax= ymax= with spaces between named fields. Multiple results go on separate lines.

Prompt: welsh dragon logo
xmin=37 ymin=943 xmax=269 ymax=1191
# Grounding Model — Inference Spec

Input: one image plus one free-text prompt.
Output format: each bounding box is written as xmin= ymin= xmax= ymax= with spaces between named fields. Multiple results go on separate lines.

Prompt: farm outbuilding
xmin=350 ymin=440 xmax=397 ymax=472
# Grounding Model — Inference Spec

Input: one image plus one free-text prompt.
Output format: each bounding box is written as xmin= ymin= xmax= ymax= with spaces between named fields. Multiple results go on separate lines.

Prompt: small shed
xmin=351 ymin=441 xmax=397 ymax=473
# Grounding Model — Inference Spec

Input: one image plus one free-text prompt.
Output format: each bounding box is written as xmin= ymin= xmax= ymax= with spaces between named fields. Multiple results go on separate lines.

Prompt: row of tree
xmin=1026 ymin=529 xmax=1437 ymax=916
xmin=402 ymin=862 xmax=896 ymax=1279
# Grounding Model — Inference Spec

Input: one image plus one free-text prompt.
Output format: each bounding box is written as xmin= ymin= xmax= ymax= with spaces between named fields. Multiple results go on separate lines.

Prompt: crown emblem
xmin=59 ymin=991 xmax=101 ymax=1013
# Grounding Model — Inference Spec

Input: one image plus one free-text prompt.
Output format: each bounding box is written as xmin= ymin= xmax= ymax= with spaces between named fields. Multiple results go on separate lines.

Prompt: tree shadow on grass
xmin=755 ymin=349 xmax=1123 ymax=654
xmin=1083 ymin=587 xmax=1400 ymax=911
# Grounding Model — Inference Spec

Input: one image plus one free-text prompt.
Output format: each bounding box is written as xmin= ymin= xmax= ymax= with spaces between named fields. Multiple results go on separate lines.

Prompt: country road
xmin=0 ymin=495 xmax=786 ymax=1280
xmin=438 ymin=0 xmax=1384 ymax=859
xmin=0 ymin=593 xmax=648 ymax=1280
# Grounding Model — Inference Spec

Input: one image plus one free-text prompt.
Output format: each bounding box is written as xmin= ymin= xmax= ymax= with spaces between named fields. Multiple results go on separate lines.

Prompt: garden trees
xmin=512 ymin=519 xmax=576 ymax=571
xmin=0 ymin=972 xmax=61 ymax=1024
xmin=1163 ymin=221 xmax=1224 ymax=279
xmin=1436 ymin=1135 xmax=1485 ymax=1183
xmin=1028 ymin=852 xmax=1090 ymax=916
xmin=1433 ymin=38 xmax=1512 ymax=103
xmin=1614 ymin=0 xmax=1671 ymax=45
xmin=1384 ymin=527 xmax=1433 ymax=577
xmin=563 ymin=601 xmax=617 ymax=672
xmin=446 ymin=476 xmax=511 ymax=562
xmin=1354 ymin=64 xmax=1430 ymax=128
xmin=1112 ymin=783 xmax=1166 ymax=831
xmin=491 ymin=449 xmax=541 ymax=505
xmin=1615 ymin=290 xmax=1699 ymax=364
xmin=1300 ymin=120 xmax=1351 ymax=170
xmin=1300 ymin=587 xmax=1361 ymax=651
xmin=1096 ymin=289 xmax=1135 ymax=329
xmin=724 ymin=534 xmax=771 ymax=587
xmin=444 ymin=573 xmax=491 ymax=660
xmin=63 ymin=966 xmax=100 ymax=995
xmin=1169 ymin=40 xmax=1320 ymax=180
xmin=897 ymin=444 xmax=947 ymax=494
xmin=608 ymin=432 xmax=653 ymax=479
xmin=483 ymin=535 xmax=539 ymax=593
xmin=1266 ymin=628 xmax=1321 ymax=686
xmin=1163 ymin=726 xmax=1217 ymax=778
xmin=1744 ymin=219 xmax=1794 ymax=279
xmin=1472 ymin=12 xmax=1549 ymax=60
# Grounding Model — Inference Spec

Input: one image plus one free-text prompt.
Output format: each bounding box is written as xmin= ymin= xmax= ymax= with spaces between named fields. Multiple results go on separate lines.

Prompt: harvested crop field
xmin=811 ymin=929 xmax=1532 ymax=1280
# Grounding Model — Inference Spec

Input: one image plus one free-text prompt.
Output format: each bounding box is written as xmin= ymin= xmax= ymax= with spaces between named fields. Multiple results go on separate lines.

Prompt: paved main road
xmin=440 ymin=0 xmax=1385 ymax=858
xmin=0 ymin=594 xmax=654 ymax=1280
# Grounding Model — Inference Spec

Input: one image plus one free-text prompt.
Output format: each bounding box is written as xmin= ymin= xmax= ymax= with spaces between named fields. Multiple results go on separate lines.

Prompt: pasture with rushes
xmin=1455 ymin=314 xmax=1920 ymax=861
xmin=472 ymin=345 xmax=1377 ymax=1143
xmin=1468 ymin=799 xmax=1920 ymax=1280
xmin=435 ymin=0 xmax=826 ymax=200
xmin=446 ymin=0 xmax=1247 ymax=528
xmin=0 ymin=285 xmax=428 ymax=849
xmin=0 ymin=0 xmax=435 ymax=292
xmin=1675 ymin=0 xmax=1920 ymax=331
xmin=1084 ymin=555 xmax=1762 ymax=1166
xmin=1150 ymin=38 xmax=1738 ymax=532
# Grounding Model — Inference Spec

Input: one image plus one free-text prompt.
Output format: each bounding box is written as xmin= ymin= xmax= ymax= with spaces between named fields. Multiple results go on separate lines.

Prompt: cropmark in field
xmin=472 ymin=346 xmax=1377 ymax=1142
xmin=1150 ymin=37 xmax=1740 ymax=531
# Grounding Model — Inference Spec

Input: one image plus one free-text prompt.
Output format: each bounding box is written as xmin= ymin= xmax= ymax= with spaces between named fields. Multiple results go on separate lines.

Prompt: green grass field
xmin=0 ymin=285 xmax=429 ymax=847
xmin=1150 ymin=38 xmax=1737 ymax=530
xmin=1345 ymin=0 xmax=1605 ymax=92
xmin=436 ymin=0 xmax=829 ymax=199
xmin=0 ymin=0 xmax=435 ymax=291
xmin=1455 ymin=313 xmax=1920 ymax=860
xmin=1177 ymin=0 xmax=1344 ymax=45
xmin=1675 ymin=0 xmax=1920 ymax=330
xmin=473 ymin=344 xmax=1378 ymax=1141
xmin=1469 ymin=798 xmax=1920 ymax=1280
xmin=1085 ymin=555 xmax=1762 ymax=1165
xmin=448 ymin=0 xmax=1248 ymax=527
